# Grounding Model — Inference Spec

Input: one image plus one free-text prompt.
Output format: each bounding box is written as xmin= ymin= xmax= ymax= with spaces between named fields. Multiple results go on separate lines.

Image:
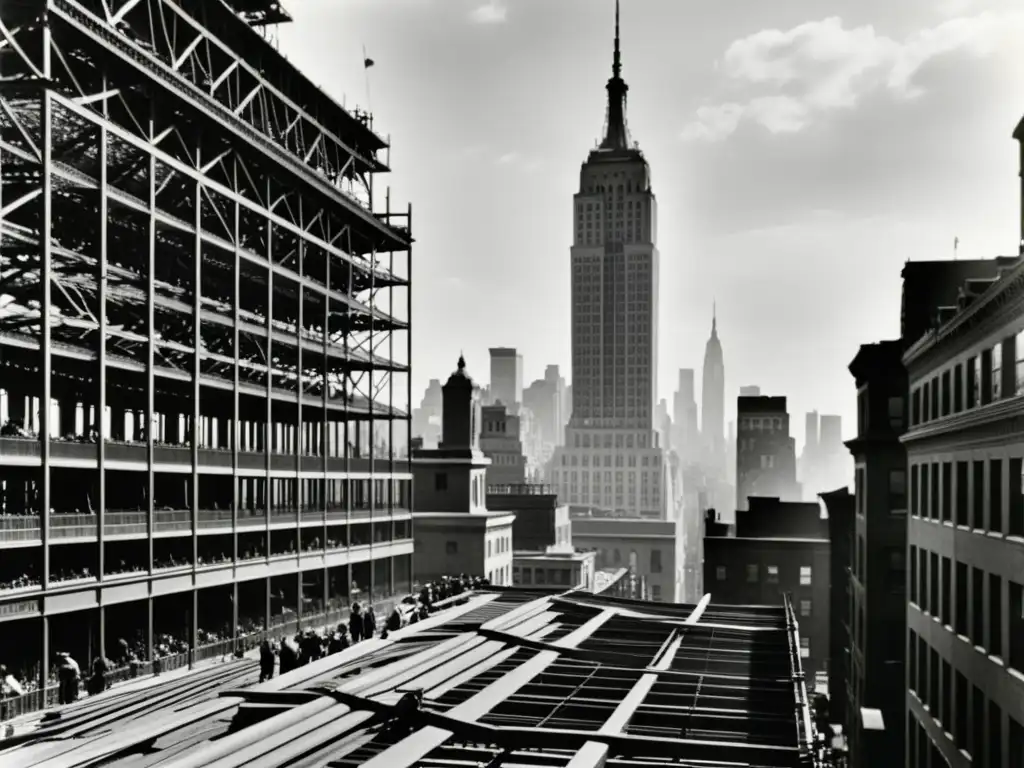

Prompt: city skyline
xmin=277 ymin=0 xmax=1024 ymax=449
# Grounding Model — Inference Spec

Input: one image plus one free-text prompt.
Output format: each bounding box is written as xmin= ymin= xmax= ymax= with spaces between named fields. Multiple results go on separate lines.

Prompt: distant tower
xmin=441 ymin=354 xmax=482 ymax=454
xmin=701 ymin=303 xmax=725 ymax=455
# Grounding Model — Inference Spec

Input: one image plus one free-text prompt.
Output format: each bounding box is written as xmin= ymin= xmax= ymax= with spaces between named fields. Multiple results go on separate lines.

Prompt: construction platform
xmin=0 ymin=588 xmax=827 ymax=768
xmin=0 ymin=0 xmax=413 ymax=691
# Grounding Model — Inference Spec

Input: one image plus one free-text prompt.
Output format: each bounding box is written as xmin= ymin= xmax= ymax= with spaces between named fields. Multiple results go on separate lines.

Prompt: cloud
xmin=469 ymin=1 xmax=506 ymax=25
xmin=495 ymin=151 xmax=520 ymax=165
xmin=682 ymin=12 xmax=1021 ymax=142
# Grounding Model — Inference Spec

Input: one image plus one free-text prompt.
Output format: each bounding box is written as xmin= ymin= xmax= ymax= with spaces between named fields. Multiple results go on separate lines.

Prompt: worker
xmin=362 ymin=605 xmax=376 ymax=640
xmin=259 ymin=640 xmax=276 ymax=682
xmin=86 ymin=656 xmax=109 ymax=696
xmin=278 ymin=636 xmax=298 ymax=674
xmin=348 ymin=603 xmax=363 ymax=643
xmin=55 ymin=653 xmax=81 ymax=705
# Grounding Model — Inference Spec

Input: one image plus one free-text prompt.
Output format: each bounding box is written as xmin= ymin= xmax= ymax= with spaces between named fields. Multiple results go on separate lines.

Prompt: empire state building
xmin=552 ymin=1 xmax=670 ymax=520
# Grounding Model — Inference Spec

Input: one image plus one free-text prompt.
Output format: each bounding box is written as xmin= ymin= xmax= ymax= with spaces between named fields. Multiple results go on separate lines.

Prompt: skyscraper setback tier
xmin=0 ymin=0 xmax=412 ymax=702
xmin=552 ymin=1 xmax=670 ymax=519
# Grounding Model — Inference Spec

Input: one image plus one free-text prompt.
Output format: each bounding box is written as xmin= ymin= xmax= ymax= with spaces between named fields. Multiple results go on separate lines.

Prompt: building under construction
xmin=0 ymin=588 xmax=828 ymax=768
xmin=0 ymin=0 xmax=412 ymax=697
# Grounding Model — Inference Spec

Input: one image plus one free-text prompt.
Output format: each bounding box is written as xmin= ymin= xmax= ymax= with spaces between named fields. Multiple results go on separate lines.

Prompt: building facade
xmin=702 ymin=308 xmax=726 ymax=458
xmin=702 ymin=498 xmax=830 ymax=680
xmin=903 ymin=258 xmax=1024 ymax=768
xmin=551 ymin=4 xmax=669 ymax=518
xmin=736 ymin=395 xmax=800 ymax=510
xmin=571 ymin=514 xmax=685 ymax=602
xmin=411 ymin=357 xmax=514 ymax=587
xmin=844 ymin=340 xmax=910 ymax=765
xmin=672 ymin=368 xmax=700 ymax=463
xmin=479 ymin=404 xmax=528 ymax=486
xmin=488 ymin=347 xmax=523 ymax=410
xmin=820 ymin=486 xmax=855 ymax=742
xmin=0 ymin=0 xmax=413 ymax=697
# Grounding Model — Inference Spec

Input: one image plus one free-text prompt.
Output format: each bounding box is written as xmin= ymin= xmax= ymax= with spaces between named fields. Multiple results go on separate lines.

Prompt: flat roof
xmin=0 ymin=590 xmax=823 ymax=768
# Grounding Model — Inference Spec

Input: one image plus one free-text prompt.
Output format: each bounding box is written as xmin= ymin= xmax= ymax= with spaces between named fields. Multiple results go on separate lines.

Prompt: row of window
xmin=908 ymin=544 xmax=1024 ymax=670
xmin=911 ymin=330 xmax=1024 ymax=427
xmin=910 ymin=457 xmax=1024 ymax=536
xmin=568 ymin=432 xmax=654 ymax=450
xmin=908 ymin=627 xmax=1024 ymax=766
xmin=714 ymin=563 xmax=814 ymax=586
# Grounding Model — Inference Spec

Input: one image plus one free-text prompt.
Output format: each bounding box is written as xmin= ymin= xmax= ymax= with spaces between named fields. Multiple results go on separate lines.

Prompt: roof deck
xmin=0 ymin=589 xmax=824 ymax=768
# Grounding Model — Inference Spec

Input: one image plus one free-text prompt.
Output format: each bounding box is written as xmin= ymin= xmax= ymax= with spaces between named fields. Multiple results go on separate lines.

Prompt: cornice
xmin=904 ymin=261 xmax=1024 ymax=374
xmin=900 ymin=395 xmax=1024 ymax=452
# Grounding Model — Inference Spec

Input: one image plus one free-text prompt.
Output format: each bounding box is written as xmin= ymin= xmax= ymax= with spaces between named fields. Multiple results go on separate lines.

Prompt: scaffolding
xmin=0 ymin=0 xmax=412 ymax=696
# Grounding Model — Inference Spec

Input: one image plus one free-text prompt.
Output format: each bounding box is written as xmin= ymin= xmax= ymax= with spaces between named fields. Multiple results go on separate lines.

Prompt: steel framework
xmin=0 ymin=590 xmax=828 ymax=768
xmin=0 ymin=0 xmax=413 ymax=691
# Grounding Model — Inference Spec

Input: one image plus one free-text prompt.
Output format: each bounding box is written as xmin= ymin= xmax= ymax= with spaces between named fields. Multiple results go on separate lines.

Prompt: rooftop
xmin=1 ymin=590 xmax=823 ymax=768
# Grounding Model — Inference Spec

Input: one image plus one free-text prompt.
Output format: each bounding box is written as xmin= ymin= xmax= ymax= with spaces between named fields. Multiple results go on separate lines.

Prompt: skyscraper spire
xmin=599 ymin=0 xmax=630 ymax=151
xmin=613 ymin=0 xmax=621 ymax=79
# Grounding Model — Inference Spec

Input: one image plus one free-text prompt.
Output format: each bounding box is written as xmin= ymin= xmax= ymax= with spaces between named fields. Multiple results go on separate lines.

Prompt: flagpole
xmin=363 ymin=45 xmax=372 ymax=115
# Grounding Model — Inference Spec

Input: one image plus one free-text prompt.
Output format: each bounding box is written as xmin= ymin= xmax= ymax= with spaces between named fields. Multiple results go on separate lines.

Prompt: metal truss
xmin=14 ymin=591 xmax=826 ymax=768
xmin=0 ymin=0 xmax=413 ymax=421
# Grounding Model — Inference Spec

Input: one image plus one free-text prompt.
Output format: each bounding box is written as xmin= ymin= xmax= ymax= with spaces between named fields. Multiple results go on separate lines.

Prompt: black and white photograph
xmin=0 ymin=0 xmax=1021 ymax=766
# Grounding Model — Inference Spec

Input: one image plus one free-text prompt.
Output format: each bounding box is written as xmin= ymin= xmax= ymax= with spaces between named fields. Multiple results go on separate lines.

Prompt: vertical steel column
xmin=322 ymin=230 xmax=330 ymax=611
xmin=96 ymin=92 xmax=108 ymax=581
xmin=406 ymin=204 xmax=414 ymax=583
xmin=190 ymin=144 xmax=202 ymax=668
xmin=38 ymin=46 xmax=53 ymax=692
xmin=96 ymin=87 xmax=110 ymax=656
xmin=232 ymin=159 xmax=241 ymax=653
xmin=386 ymin=190 xmax=395 ymax=601
xmin=264 ymin=180 xmax=273 ymax=630
xmin=146 ymin=103 xmax=156 ymax=575
xmin=295 ymin=201 xmax=304 ymax=624
xmin=367 ymin=244 xmax=375 ymax=605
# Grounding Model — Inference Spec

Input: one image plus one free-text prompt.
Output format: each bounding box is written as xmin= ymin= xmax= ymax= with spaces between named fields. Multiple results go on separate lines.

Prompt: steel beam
xmin=359 ymin=609 xmax=618 ymax=768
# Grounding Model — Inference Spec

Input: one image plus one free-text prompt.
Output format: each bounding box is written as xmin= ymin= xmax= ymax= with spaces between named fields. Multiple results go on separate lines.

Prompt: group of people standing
xmin=258 ymin=602 xmax=378 ymax=682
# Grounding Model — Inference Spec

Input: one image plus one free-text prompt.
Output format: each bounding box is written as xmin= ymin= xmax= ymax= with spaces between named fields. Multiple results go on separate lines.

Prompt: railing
xmin=0 ymin=438 xmax=411 ymax=475
xmin=0 ymin=505 xmax=409 ymax=543
xmin=0 ymin=597 xmax=402 ymax=723
xmin=487 ymin=484 xmax=556 ymax=496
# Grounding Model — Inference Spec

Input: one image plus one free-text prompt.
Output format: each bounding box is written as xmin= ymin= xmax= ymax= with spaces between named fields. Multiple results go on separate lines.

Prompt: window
xmin=715 ymin=565 xmax=727 ymax=581
xmin=760 ymin=454 xmax=775 ymax=469
xmin=972 ymin=567 xmax=984 ymax=647
xmin=941 ymin=557 xmax=951 ymax=625
xmin=967 ymin=355 xmax=978 ymax=408
xmin=990 ymin=574 xmax=1003 ymax=657
xmin=992 ymin=343 xmax=1002 ymax=401
xmin=912 ymin=387 xmax=921 ymax=425
xmin=650 ymin=549 xmax=663 ymax=574
xmin=487 ymin=540 xmax=492 ymax=558
xmin=973 ymin=461 xmax=985 ymax=529
xmin=982 ymin=348 xmax=993 ymax=405
xmin=1011 ymin=458 xmax=1024 ymax=537
xmin=941 ymin=462 xmax=952 ymax=522
xmin=1009 ymin=581 xmax=1024 ymax=675
xmin=445 ymin=540 xmax=458 ymax=555
xmin=767 ymin=565 xmax=779 ymax=584
xmin=956 ymin=461 xmax=969 ymax=526
xmin=800 ymin=599 xmax=812 ymax=617
xmin=991 ymin=459 xmax=1003 ymax=533
xmin=954 ymin=364 xmax=964 ymax=413
xmin=746 ymin=564 xmax=759 ymax=583
xmin=990 ymin=701 xmax=1003 ymax=767
xmin=941 ymin=369 xmax=951 ymax=416
xmin=911 ymin=464 xmax=920 ymax=516
xmin=435 ymin=472 xmax=448 ymax=491
xmin=651 ymin=585 xmax=662 ymax=601
xmin=921 ymin=463 xmax=930 ymax=518
xmin=1016 ymin=330 xmax=1024 ymax=396
xmin=910 ymin=545 xmax=918 ymax=603
xmin=955 ymin=561 xmax=968 ymax=637
xmin=955 ymin=671 xmax=968 ymax=749
xmin=800 ymin=637 xmax=810 ymax=658
xmin=800 ymin=566 xmax=812 ymax=586
xmin=889 ymin=469 xmax=907 ymax=513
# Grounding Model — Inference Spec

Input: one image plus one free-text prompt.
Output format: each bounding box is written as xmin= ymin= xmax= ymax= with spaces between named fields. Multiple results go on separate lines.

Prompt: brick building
xmin=702 ymin=496 xmax=830 ymax=680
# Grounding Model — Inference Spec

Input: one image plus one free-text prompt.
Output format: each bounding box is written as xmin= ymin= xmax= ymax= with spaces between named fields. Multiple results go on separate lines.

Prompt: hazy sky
xmin=278 ymin=0 xmax=1023 ymax=448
